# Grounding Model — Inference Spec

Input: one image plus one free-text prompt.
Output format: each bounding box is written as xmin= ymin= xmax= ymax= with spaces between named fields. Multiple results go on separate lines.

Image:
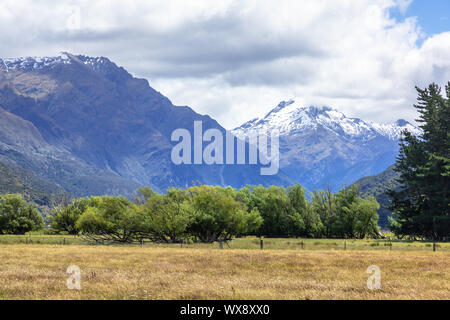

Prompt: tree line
xmin=46 ymin=184 xmax=380 ymax=243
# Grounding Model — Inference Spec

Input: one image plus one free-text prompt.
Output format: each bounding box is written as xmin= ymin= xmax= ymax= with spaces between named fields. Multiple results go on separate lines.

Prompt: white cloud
xmin=394 ymin=0 xmax=413 ymax=15
xmin=0 ymin=0 xmax=449 ymax=128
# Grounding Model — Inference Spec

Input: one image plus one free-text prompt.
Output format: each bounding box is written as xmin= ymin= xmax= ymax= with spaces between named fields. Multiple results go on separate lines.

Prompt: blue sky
xmin=391 ymin=0 xmax=449 ymax=42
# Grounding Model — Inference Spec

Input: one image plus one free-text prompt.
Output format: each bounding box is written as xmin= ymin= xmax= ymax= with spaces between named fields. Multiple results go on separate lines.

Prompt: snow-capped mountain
xmin=233 ymin=99 xmax=420 ymax=192
xmin=0 ymin=53 xmax=421 ymax=195
xmin=0 ymin=53 xmax=72 ymax=72
xmin=0 ymin=53 xmax=290 ymax=196
xmin=233 ymin=99 xmax=420 ymax=141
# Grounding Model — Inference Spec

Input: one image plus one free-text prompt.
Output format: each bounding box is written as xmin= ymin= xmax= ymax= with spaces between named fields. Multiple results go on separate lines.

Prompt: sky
xmin=1 ymin=0 xmax=449 ymax=129
xmin=390 ymin=0 xmax=449 ymax=37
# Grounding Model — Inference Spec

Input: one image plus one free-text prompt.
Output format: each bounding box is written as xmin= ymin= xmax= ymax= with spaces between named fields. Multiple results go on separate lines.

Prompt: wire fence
xmin=0 ymin=235 xmax=449 ymax=252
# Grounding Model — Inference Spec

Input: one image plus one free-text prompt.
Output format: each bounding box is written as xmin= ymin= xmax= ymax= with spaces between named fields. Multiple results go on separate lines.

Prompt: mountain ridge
xmin=0 ymin=53 xmax=292 ymax=196
xmin=233 ymin=99 xmax=420 ymax=140
xmin=233 ymin=99 xmax=420 ymax=192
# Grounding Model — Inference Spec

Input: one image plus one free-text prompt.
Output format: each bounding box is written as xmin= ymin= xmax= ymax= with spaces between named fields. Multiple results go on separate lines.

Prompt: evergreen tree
xmin=389 ymin=83 xmax=450 ymax=240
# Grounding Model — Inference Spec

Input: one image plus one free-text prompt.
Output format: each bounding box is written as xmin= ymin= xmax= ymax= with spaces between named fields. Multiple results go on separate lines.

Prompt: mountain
xmin=0 ymin=53 xmax=290 ymax=196
xmin=353 ymin=165 xmax=401 ymax=228
xmin=0 ymin=160 xmax=66 ymax=207
xmin=0 ymin=105 xmax=141 ymax=196
xmin=233 ymin=99 xmax=420 ymax=192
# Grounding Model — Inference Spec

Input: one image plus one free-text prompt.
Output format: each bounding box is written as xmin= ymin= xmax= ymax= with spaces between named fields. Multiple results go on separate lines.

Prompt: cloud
xmin=395 ymin=0 xmax=413 ymax=15
xmin=0 ymin=0 xmax=449 ymax=129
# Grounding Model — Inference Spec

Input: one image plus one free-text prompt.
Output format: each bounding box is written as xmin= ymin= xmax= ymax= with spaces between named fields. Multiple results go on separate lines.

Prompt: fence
xmin=0 ymin=235 xmax=448 ymax=252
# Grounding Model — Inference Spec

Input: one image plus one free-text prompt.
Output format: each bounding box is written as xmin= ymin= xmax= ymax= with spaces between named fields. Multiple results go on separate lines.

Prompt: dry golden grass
xmin=0 ymin=244 xmax=448 ymax=300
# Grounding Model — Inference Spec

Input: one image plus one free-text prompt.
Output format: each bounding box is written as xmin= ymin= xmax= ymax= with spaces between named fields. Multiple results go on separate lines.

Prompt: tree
xmin=76 ymin=196 xmax=142 ymax=243
xmin=187 ymin=185 xmax=262 ymax=243
xmin=288 ymin=184 xmax=323 ymax=237
xmin=0 ymin=194 xmax=44 ymax=234
xmin=134 ymin=186 xmax=155 ymax=205
xmin=311 ymin=189 xmax=335 ymax=238
xmin=334 ymin=185 xmax=361 ymax=238
xmin=139 ymin=188 xmax=191 ymax=243
xmin=389 ymin=83 xmax=450 ymax=240
xmin=49 ymin=198 xmax=92 ymax=234
xmin=352 ymin=197 xmax=380 ymax=239
xmin=239 ymin=185 xmax=291 ymax=237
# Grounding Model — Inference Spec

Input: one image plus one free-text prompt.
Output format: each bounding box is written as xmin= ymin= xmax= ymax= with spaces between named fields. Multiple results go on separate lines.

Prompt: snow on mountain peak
xmin=0 ymin=52 xmax=72 ymax=72
xmin=0 ymin=53 xmax=130 ymax=82
xmin=232 ymin=98 xmax=420 ymax=141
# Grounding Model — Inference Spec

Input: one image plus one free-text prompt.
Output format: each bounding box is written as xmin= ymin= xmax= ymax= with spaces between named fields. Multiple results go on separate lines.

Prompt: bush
xmin=49 ymin=198 xmax=92 ymax=235
xmin=0 ymin=194 xmax=44 ymax=234
xmin=76 ymin=196 xmax=142 ymax=243
xmin=139 ymin=188 xmax=191 ymax=243
xmin=187 ymin=185 xmax=263 ymax=243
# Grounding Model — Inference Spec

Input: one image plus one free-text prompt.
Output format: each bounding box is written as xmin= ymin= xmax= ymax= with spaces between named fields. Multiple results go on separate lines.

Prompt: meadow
xmin=0 ymin=236 xmax=449 ymax=300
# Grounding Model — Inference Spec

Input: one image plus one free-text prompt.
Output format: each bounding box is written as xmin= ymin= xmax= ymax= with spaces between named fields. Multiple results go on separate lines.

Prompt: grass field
xmin=1 ymin=234 xmax=449 ymax=251
xmin=0 ymin=242 xmax=449 ymax=300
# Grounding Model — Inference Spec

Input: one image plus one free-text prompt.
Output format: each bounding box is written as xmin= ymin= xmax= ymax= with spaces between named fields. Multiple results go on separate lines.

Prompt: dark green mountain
xmin=0 ymin=160 xmax=65 ymax=207
xmin=353 ymin=164 xmax=401 ymax=228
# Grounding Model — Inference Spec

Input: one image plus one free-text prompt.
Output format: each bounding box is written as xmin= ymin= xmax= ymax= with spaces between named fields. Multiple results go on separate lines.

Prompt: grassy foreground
xmin=0 ymin=244 xmax=449 ymax=300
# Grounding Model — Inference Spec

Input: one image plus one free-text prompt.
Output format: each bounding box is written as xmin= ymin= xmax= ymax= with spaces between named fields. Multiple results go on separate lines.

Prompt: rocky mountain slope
xmin=0 ymin=53 xmax=290 ymax=196
xmin=0 ymin=105 xmax=141 ymax=196
xmin=233 ymin=99 xmax=420 ymax=192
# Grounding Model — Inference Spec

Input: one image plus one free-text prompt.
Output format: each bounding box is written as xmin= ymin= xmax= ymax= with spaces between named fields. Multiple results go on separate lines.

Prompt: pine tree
xmin=389 ymin=83 xmax=450 ymax=240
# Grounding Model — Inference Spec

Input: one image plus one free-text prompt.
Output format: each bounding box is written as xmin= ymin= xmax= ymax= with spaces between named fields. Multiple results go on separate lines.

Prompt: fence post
xmin=344 ymin=240 xmax=346 ymax=250
xmin=301 ymin=240 xmax=304 ymax=250
xmin=432 ymin=217 xmax=437 ymax=252
xmin=219 ymin=241 xmax=223 ymax=249
xmin=260 ymin=239 xmax=264 ymax=250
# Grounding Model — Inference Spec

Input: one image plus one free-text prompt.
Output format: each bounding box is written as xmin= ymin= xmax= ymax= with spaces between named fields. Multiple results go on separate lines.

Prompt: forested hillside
xmin=353 ymin=165 xmax=400 ymax=228
xmin=0 ymin=161 xmax=66 ymax=207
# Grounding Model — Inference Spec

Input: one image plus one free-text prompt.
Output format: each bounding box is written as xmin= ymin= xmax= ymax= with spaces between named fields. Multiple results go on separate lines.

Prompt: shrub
xmin=0 ymin=194 xmax=44 ymax=234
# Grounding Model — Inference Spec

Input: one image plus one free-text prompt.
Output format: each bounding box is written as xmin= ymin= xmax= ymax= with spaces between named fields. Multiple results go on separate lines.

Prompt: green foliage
xmin=47 ymin=182 xmax=381 ymax=243
xmin=139 ymin=188 xmax=191 ymax=243
xmin=76 ymin=196 xmax=142 ymax=243
xmin=333 ymin=186 xmax=360 ymax=238
xmin=311 ymin=189 xmax=336 ymax=237
xmin=73 ymin=186 xmax=263 ymax=244
xmin=308 ymin=185 xmax=380 ymax=239
xmin=239 ymin=185 xmax=290 ymax=237
xmin=0 ymin=161 xmax=65 ymax=206
xmin=0 ymin=194 xmax=44 ymax=234
xmin=352 ymin=197 xmax=381 ymax=239
xmin=353 ymin=165 xmax=400 ymax=228
xmin=188 ymin=185 xmax=263 ymax=242
xmin=49 ymin=198 xmax=92 ymax=234
xmin=389 ymin=83 xmax=450 ymax=240
xmin=288 ymin=184 xmax=323 ymax=237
